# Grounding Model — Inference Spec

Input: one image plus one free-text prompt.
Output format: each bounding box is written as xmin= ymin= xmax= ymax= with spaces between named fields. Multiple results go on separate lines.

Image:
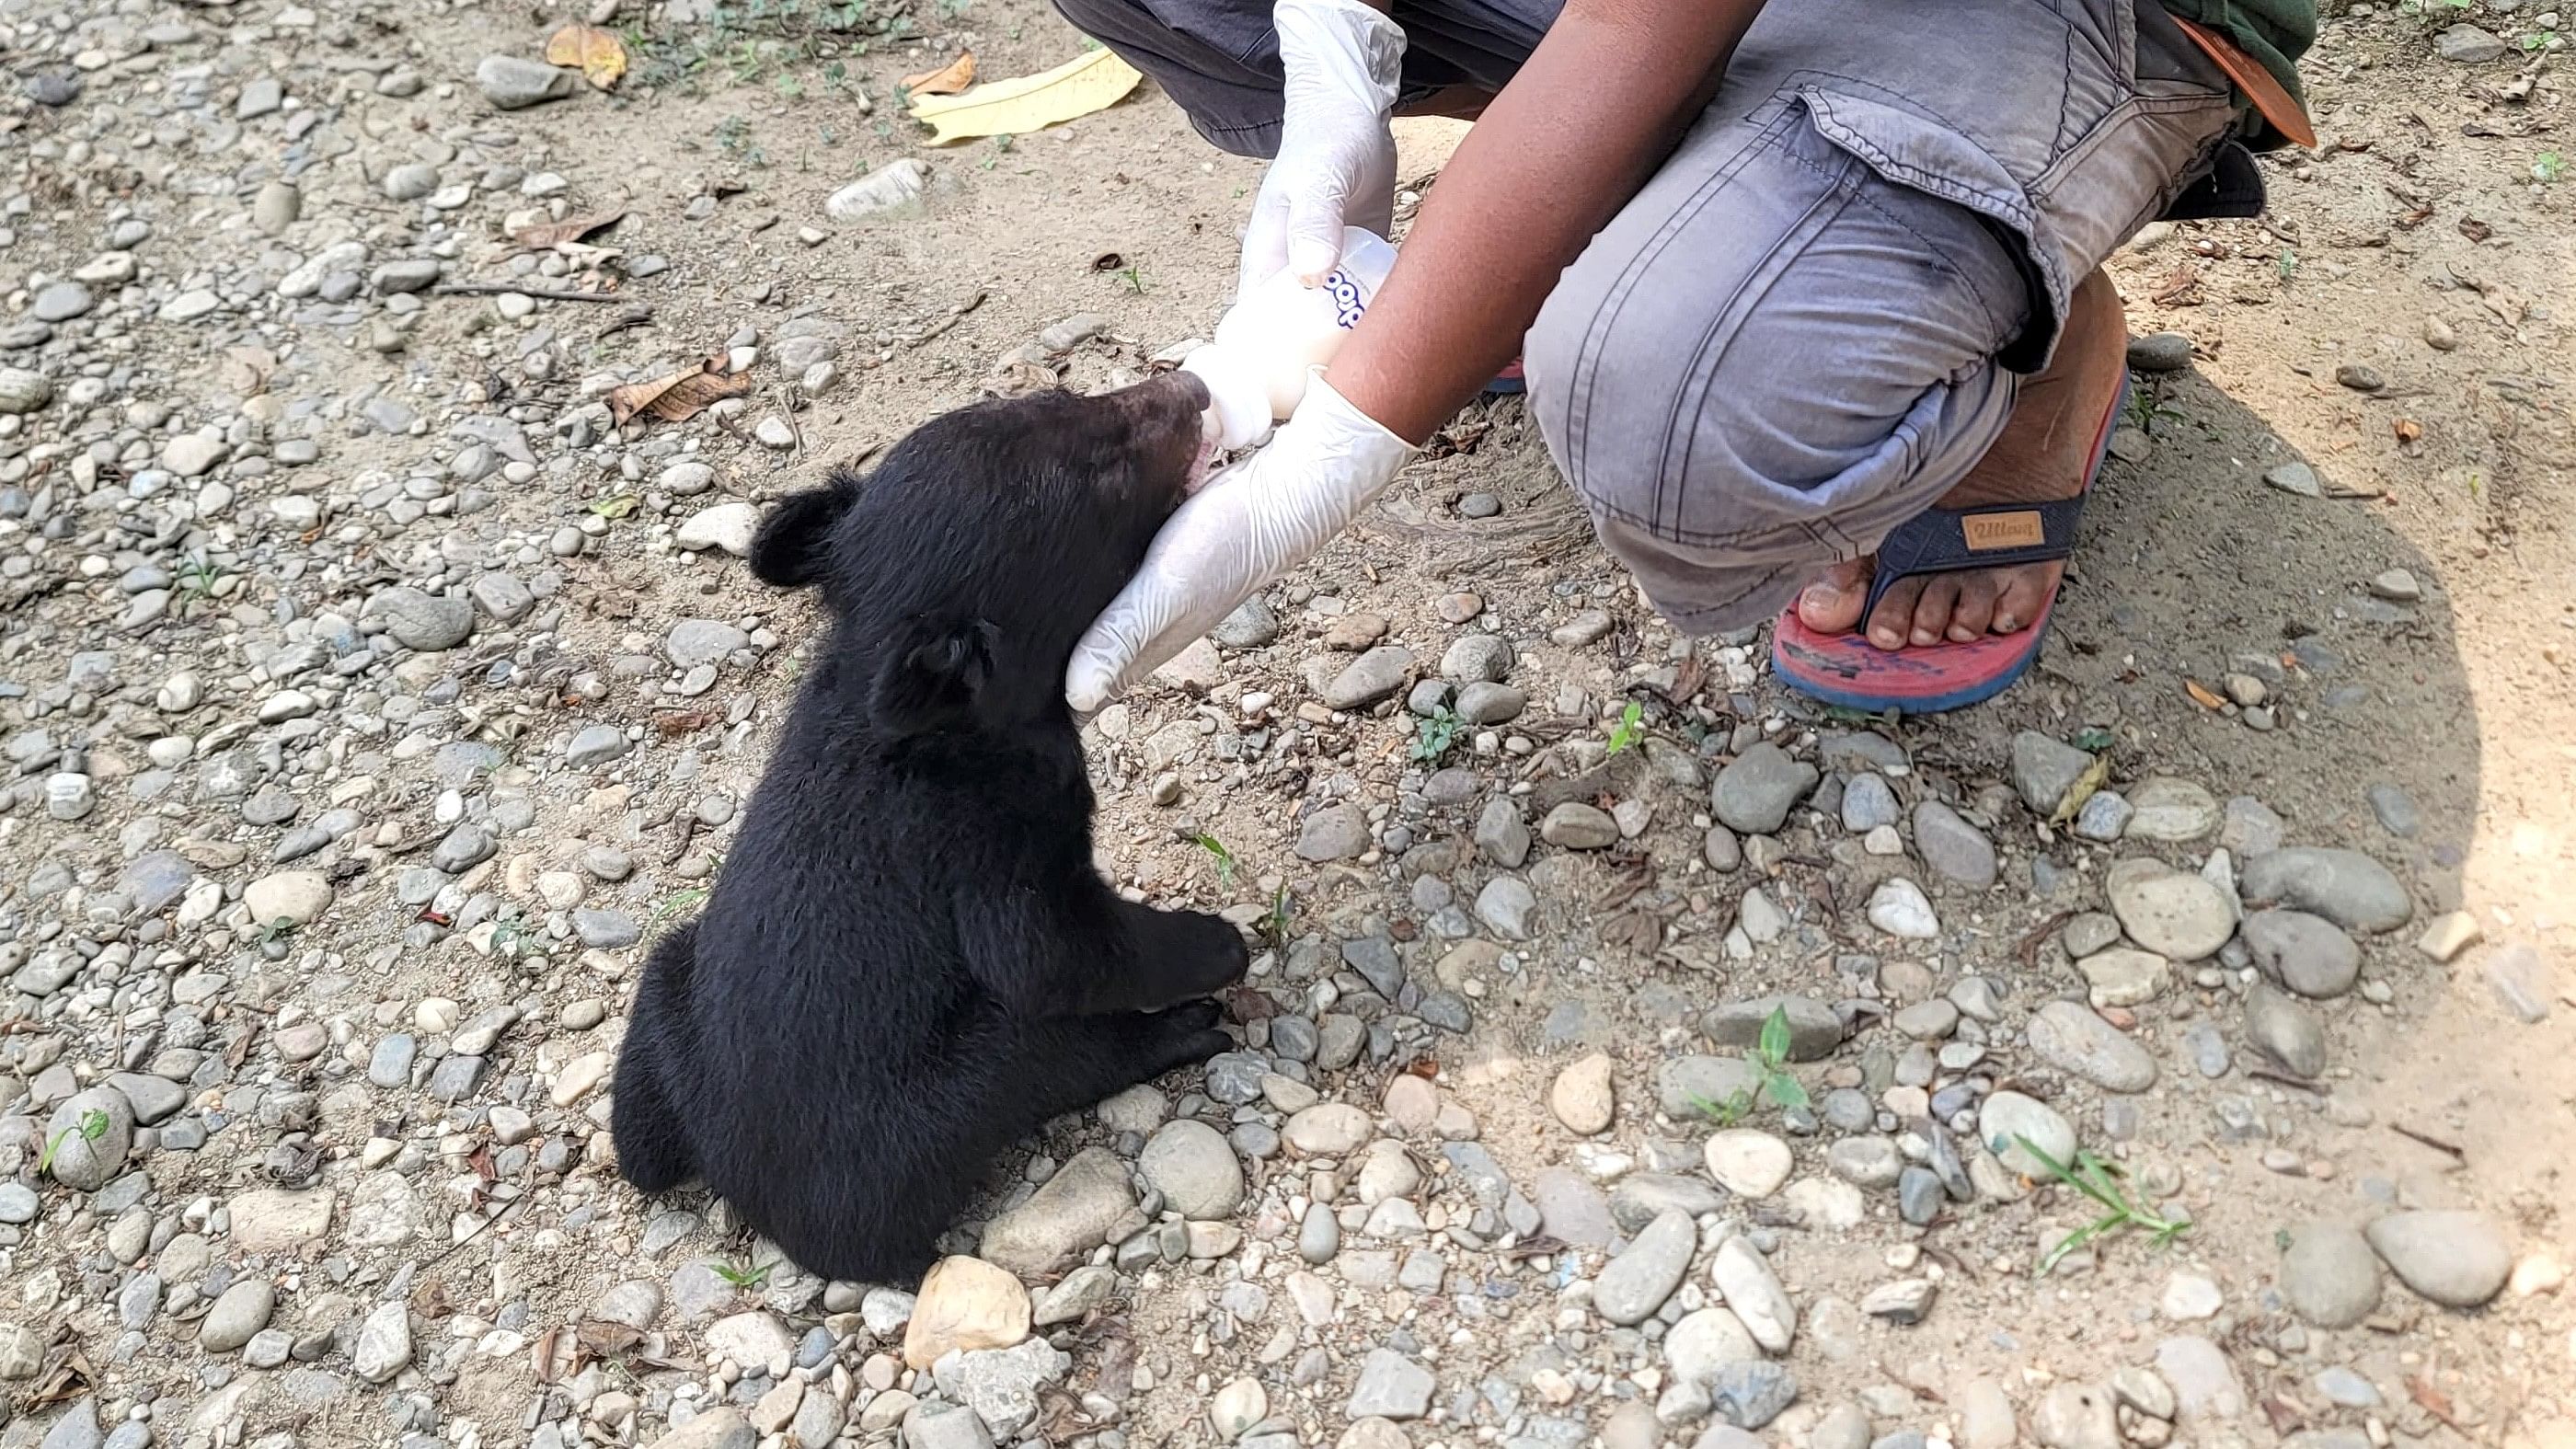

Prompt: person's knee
xmin=1526 ymin=111 xmax=2030 ymax=543
xmin=1525 ymin=247 xmax=2021 ymax=633
xmin=1528 ymin=283 xmax=1977 ymax=541
xmin=1048 ymin=0 xmax=1137 ymax=37
xmin=1045 ymin=0 xmax=1283 ymax=159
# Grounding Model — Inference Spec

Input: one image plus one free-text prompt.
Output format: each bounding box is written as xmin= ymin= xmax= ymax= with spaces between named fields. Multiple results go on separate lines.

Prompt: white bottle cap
xmin=1180 ymin=346 xmax=1274 ymax=450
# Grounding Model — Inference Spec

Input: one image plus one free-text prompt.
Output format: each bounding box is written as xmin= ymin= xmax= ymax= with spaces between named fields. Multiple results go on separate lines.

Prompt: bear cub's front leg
xmin=1087 ymin=900 xmax=1250 ymax=1015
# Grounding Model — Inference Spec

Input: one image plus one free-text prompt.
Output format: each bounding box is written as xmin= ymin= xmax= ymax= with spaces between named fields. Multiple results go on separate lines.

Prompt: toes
xmin=1910 ymin=576 xmax=1963 ymax=648
xmin=1866 ymin=575 xmax=1923 ymax=650
xmin=1797 ymin=557 xmax=1875 ymax=634
xmin=1989 ymin=561 xmax=2064 ymax=635
xmin=1946 ymin=573 xmax=2001 ymax=642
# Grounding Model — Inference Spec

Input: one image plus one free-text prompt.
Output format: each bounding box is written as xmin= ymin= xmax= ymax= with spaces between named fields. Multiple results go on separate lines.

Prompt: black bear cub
xmin=609 ymin=373 xmax=1248 ymax=1283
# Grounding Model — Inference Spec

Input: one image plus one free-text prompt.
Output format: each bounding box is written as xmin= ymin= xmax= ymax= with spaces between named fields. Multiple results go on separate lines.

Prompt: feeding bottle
xmin=1181 ymin=226 xmax=1397 ymax=449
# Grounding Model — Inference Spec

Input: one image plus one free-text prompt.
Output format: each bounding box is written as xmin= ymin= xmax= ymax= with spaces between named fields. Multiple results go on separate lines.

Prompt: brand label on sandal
xmin=1962 ymin=511 xmax=2045 ymax=550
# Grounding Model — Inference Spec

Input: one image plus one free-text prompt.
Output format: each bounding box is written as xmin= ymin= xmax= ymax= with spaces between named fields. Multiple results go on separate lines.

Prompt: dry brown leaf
xmin=510 ymin=210 xmax=626 ymax=250
xmin=1599 ymin=909 xmax=1664 ymax=954
xmin=1217 ymin=985 xmax=1276 ymax=1022
xmin=1031 ymin=1385 xmax=1093 ymax=1441
xmin=902 ymin=51 xmax=976 ymax=96
xmin=410 ymin=1277 xmax=454 ymax=1320
xmin=607 ymin=356 xmax=755 ymax=427
xmin=2150 ymin=265 xmax=2204 ymax=307
xmin=2408 ymin=1374 xmax=2463 ymax=1431
xmin=577 ymin=1320 xmax=644 ymax=1357
xmin=2184 ymin=678 xmax=2226 ymax=710
xmin=2394 ymin=418 xmax=2423 ymax=444
xmin=545 ymin=24 xmax=627 ymax=91
xmin=219 ymin=346 xmax=276 ymax=397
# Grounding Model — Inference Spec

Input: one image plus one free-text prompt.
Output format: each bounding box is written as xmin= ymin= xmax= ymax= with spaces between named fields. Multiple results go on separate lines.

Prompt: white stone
xmin=1867 ymin=878 xmax=1940 ymax=939
xmin=675 ymin=501 xmax=760 ymax=556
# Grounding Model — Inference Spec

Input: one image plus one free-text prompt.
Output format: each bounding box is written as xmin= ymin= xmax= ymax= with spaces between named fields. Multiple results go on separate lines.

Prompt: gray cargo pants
xmin=1054 ymin=0 xmax=2258 ymax=630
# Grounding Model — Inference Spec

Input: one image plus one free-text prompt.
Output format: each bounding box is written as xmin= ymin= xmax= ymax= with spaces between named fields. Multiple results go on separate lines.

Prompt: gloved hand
xmin=1239 ymin=0 xmax=1406 ymax=296
xmin=1067 ymin=374 xmax=1419 ymax=712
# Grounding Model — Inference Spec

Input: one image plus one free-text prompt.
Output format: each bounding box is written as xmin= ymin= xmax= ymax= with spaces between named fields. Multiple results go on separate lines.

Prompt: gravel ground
xmin=1 ymin=3 xmax=2571 ymax=1449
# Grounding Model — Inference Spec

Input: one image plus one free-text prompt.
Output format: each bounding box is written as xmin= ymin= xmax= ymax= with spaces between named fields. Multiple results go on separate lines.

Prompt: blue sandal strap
xmin=1857 ymin=494 xmax=2090 ymax=626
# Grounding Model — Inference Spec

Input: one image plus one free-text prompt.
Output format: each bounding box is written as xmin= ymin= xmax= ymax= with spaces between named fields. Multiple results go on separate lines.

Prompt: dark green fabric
xmin=2157 ymin=0 xmax=2318 ymax=149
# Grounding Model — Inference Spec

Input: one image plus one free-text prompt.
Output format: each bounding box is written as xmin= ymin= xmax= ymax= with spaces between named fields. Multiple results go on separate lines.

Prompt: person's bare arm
xmin=1065 ymin=0 xmax=1772 ymax=709
xmin=1329 ymin=0 xmax=1769 ymax=444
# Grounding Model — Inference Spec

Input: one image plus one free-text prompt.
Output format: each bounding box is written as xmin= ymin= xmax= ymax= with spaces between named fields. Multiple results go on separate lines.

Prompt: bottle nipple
xmin=1179 ymin=345 xmax=1274 ymax=450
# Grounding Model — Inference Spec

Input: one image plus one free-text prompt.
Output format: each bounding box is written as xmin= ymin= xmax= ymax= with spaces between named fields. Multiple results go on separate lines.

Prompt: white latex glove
xmin=1068 ymin=374 xmax=1418 ymax=712
xmin=1239 ymin=0 xmax=1405 ymax=296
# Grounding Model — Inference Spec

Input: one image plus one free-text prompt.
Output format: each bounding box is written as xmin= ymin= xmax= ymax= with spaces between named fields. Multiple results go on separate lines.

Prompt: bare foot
xmin=1795 ymin=268 xmax=2129 ymax=650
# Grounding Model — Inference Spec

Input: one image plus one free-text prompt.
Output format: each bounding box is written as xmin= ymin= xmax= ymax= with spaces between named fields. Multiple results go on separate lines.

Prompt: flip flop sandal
xmin=1483 ymin=357 xmax=1526 ymax=396
xmin=1770 ymin=375 xmax=2128 ymax=716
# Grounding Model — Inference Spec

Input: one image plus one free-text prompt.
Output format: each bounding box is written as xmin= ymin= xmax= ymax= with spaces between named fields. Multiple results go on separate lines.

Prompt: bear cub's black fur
xmin=610 ymin=373 xmax=1247 ymax=1283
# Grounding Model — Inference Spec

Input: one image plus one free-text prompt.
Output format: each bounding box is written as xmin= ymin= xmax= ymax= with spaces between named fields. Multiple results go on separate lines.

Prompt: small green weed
xmin=175 ymin=551 xmax=231 ymax=614
xmin=712 ymin=1258 xmax=776 ymax=1289
xmin=588 ymin=494 xmax=640 ymax=521
xmin=2018 ymin=1136 xmax=2191 ymax=1276
xmin=2535 ymin=151 xmax=2567 ymax=183
xmin=625 ymin=0 xmax=908 ymax=95
xmin=1604 ymin=700 xmax=1644 ymax=755
xmin=1749 ymin=1006 xmax=1810 ymax=1110
xmin=1688 ymin=1091 xmax=1747 ymax=1128
xmin=489 ymin=916 xmax=535 ymax=960
xmin=1692 ymin=1006 xmax=1809 ymax=1123
xmin=2276 ymin=247 xmax=2299 ymax=283
xmin=1410 ymin=707 xmax=1463 ymax=765
xmin=650 ymin=852 xmax=727 ymax=932
xmin=2122 ymin=376 xmax=2187 ymax=435
xmin=712 ymin=114 xmax=769 ymax=167
xmin=1116 ymin=262 xmax=1149 ymax=296
xmin=1191 ymin=833 xmax=1238 ymax=889
xmin=39 ymin=1108 xmax=110 ymax=1175
xmin=652 ymin=887 xmax=709 ymax=930
xmin=1261 ymin=886 xmax=1295 ymax=950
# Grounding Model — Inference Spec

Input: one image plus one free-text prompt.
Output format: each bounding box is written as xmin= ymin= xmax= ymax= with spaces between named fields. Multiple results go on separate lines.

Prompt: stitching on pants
xmin=1561 ymin=100 xmax=1800 ymax=516
xmin=1654 ymin=169 xmax=1859 ymax=539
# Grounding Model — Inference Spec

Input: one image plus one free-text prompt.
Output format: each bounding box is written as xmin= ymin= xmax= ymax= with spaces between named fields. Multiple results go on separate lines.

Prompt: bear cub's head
xmin=749 ymin=371 xmax=1212 ymax=738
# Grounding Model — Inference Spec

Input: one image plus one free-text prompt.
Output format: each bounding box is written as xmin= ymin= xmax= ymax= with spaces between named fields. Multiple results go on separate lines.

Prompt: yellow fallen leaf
xmin=902 ymin=51 xmax=976 ymax=97
xmin=2046 ymin=752 xmax=2113 ymax=827
xmin=2183 ymin=678 xmax=2225 ymax=710
xmin=546 ymin=24 xmax=627 ymax=91
xmin=907 ymin=48 xmax=1142 ymax=145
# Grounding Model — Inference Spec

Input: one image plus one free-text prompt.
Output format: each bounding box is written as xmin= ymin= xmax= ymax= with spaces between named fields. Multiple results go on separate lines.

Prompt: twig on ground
xmin=432 ymin=282 xmax=626 ymax=302
xmin=2391 ymin=1122 xmax=2467 ymax=1161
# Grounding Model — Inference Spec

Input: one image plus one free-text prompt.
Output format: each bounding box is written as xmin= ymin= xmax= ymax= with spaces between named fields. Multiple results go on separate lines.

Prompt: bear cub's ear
xmin=749 ymin=467 xmax=864 ymax=589
xmin=872 ymin=617 xmax=1003 ymax=736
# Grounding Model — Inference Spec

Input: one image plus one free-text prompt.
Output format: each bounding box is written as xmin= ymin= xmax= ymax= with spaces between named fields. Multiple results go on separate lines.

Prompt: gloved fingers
xmin=1066 ymin=466 xmax=1280 ymax=712
xmin=1064 ymin=380 xmax=1420 ymax=712
xmin=1282 ymin=182 xmax=1353 ymax=287
xmin=1237 ymin=178 xmax=1296 ymax=297
xmin=1064 ymin=580 xmax=1167 ymax=714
